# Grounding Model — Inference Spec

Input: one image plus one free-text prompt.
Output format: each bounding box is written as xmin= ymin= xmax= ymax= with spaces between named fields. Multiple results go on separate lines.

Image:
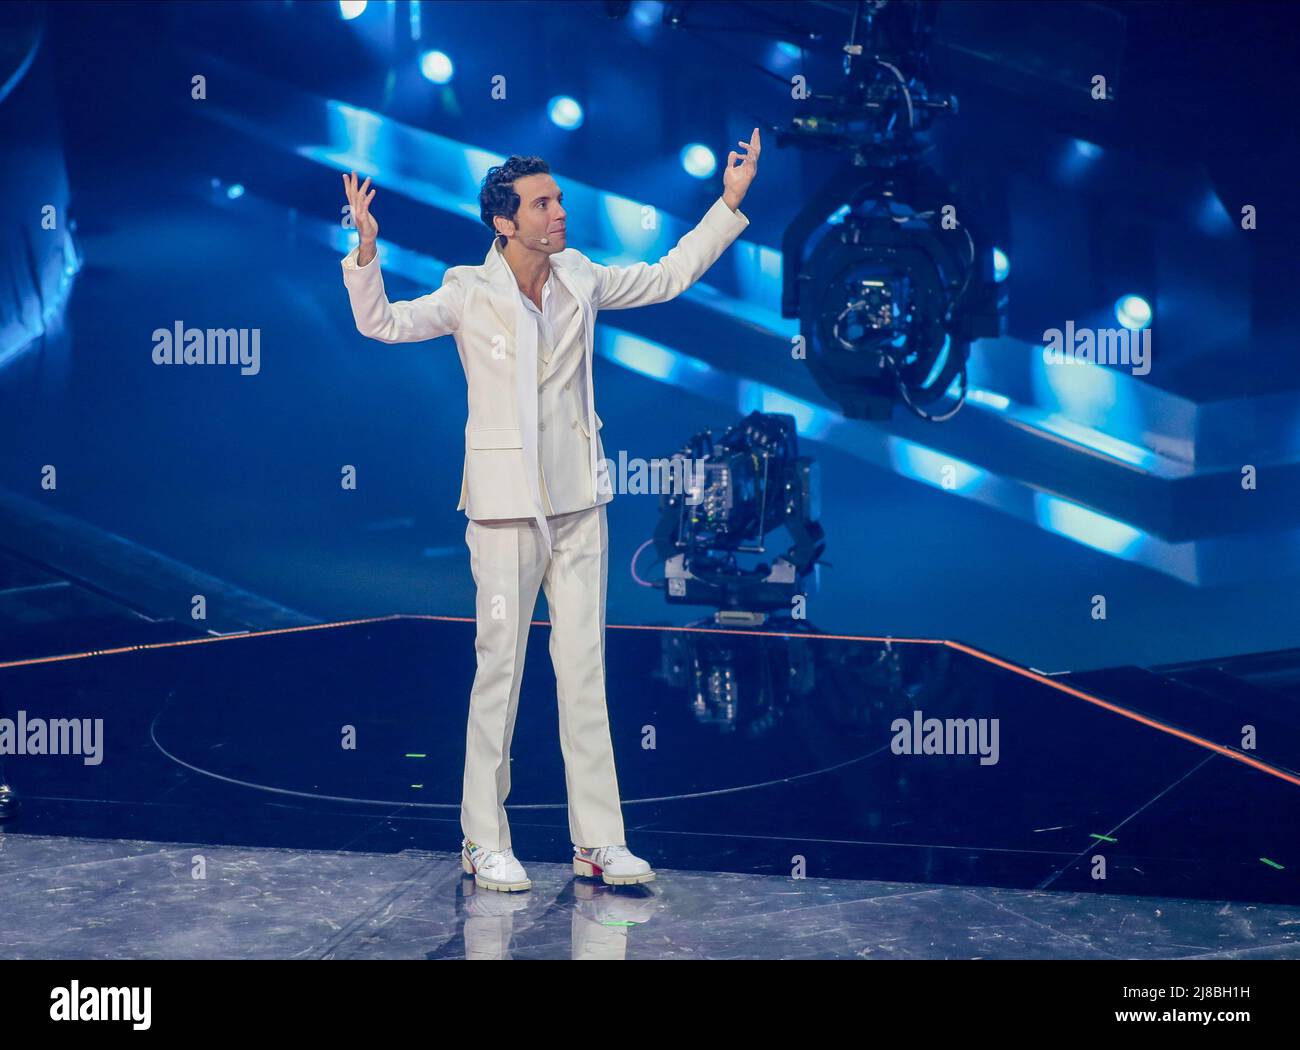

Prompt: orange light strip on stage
xmin=0 ymin=614 xmax=408 ymax=670
xmin=940 ymin=640 xmax=1300 ymax=789
xmin=1 ymin=613 xmax=1296 ymax=790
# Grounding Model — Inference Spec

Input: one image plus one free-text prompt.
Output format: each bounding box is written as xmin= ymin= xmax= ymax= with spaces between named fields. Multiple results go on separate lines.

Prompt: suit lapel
xmin=480 ymin=242 xmax=600 ymax=535
xmin=540 ymin=266 xmax=582 ymax=384
xmin=482 ymin=240 xmax=549 ymax=549
xmin=551 ymin=263 xmax=599 ymax=503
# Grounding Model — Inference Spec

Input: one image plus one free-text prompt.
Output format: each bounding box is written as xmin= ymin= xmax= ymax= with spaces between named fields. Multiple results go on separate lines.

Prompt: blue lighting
xmin=1060 ymin=138 xmax=1103 ymax=182
xmin=967 ymin=388 xmax=1011 ymax=412
xmin=737 ymin=383 xmax=839 ymax=441
xmin=630 ymin=1 xmax=660 ymax=27
xmin=921 ymin=333 xmax=951 ymax=390
xmin=605 ymin=332 xmax=715 ymax=384
xmin=1034 ymin=493 xmax=1142 ymax=556
xmin=1031 ymin=342 xmax=1153 ymax=461
xmin=1034 ymin=413 xmax=1156 ymax=469
xmin=1196 ymin=189 xmax=1233 ymax=236
xmin=826 ymin=203 xmax=850 ymax=225
xmin=992 ymin=247 xmax=1009 ymax=282
xmin=889 ymin=440 xmax=986 ymax=495
xmin=548 ymin=95 xmax=584 ymax=130
xmin=225 ymin=183 xmax=244 ymax=200
xmin=600 ymin=195 xmax=659 ymax=254
xmin=1115 ymin=294 xmax=1152 ymax=330
xmin=680 ymin=143 xmax=716 ymax=179
xmin=420 ymin=50 xmax=453 ymax=84
xmin=339 ymin=0 xmax=367 ymax=20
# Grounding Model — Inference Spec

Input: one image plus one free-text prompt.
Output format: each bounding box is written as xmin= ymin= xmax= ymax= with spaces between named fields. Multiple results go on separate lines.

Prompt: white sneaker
xmin=462 ymin=837 xmax=531 ymax=892
xmin=573 ymin=844 xmax=656 ymax=886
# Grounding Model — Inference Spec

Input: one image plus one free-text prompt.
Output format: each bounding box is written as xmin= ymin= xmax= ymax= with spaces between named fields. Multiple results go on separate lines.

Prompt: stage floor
xmin=3 ymin=615 xmax=1300 ymax=960
xmin=2 ymin=831 xmax=1298 ymax=960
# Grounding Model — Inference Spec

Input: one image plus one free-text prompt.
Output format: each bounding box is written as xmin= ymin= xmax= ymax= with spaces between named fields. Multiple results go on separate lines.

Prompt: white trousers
xmin=461 ymin=503 xmax=626 ymax=852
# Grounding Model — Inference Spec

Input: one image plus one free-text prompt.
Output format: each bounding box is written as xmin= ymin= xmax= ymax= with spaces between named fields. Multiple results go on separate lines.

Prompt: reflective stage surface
xmin=3 ymin=617 xmax=1300 ymax=958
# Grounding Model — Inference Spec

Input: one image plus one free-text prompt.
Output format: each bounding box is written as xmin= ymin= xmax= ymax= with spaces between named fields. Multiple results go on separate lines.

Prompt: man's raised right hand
xmin=343 ymin=170 xmax=380 ymax=265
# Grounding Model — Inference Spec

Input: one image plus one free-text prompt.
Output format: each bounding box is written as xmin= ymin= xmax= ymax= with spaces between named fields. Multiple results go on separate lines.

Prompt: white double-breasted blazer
xmin=340 ymin=194 xmax=750 ymax=552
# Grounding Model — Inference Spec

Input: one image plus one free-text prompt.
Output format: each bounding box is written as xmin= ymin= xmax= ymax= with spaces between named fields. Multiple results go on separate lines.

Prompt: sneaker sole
xmin=573 ymin=857 xmax=657 ymax=885
xmin=462 ymin=851 xmax=531 ymax=892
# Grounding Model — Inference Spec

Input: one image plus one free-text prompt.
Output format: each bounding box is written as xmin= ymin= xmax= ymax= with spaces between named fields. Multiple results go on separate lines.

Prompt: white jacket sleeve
xmin=340 ymin=245 xmax=464 ymax=343
xmin=591 ymin=196 xmax=749 ymax=311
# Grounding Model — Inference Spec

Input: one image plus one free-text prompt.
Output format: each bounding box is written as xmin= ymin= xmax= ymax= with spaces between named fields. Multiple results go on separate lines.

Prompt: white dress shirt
xmin=513 ymin=258 xmax=599 ymax=518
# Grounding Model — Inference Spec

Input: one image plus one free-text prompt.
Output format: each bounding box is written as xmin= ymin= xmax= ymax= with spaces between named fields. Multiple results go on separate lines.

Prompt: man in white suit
xmin=340 ymin=131 xmax=760 ymax=891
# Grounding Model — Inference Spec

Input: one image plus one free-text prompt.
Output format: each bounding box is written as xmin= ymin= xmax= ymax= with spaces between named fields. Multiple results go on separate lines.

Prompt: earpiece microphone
xmin=539 ymin=236 xmax=550 ymax=245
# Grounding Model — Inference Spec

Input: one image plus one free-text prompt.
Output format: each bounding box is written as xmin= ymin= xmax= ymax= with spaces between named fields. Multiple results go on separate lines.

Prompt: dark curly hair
xmin=479 ymin=155 xmax=551 ymax=245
